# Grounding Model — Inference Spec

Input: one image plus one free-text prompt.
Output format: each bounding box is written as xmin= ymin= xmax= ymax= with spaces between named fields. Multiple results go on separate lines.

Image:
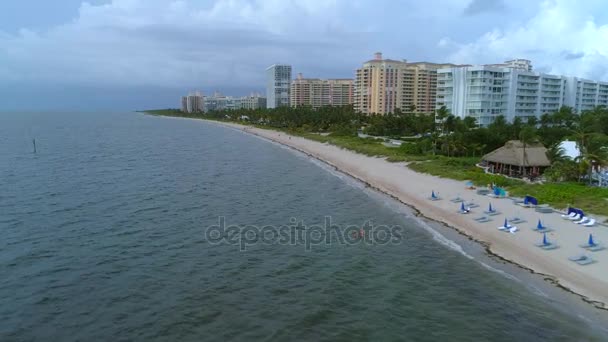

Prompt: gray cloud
xmin=562 ymin=51 xmax=585 ymax=60
xmin=463 ymin=0 xmax=506 ymax=15
xmin=2 ymin=0 xmax=608 ymax=110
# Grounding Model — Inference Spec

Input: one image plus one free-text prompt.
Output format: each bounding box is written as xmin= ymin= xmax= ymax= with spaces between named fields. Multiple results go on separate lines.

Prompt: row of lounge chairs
xmin=429 ymin=188 xmax=603 ymax=266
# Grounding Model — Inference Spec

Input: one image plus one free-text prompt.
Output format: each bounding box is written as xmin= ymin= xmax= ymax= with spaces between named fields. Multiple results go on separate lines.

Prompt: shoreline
xmin=152 ymin=114 xmax=608 ymax=312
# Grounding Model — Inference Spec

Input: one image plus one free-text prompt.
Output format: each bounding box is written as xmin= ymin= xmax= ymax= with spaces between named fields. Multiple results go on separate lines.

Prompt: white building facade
xmin=436 ymin=60 xmax=608 ymax=125
xmin=266 ymin=64 xmax=292 ymax=109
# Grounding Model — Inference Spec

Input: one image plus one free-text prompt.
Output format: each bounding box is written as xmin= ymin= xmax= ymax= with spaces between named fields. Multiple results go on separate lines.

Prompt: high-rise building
xmin=181 ymin=91 xmax=203 ymax=113
xmin=290 ymin=73 xmax=354 ymax=109
xmin=181 ymin=96 xmax=188 ymax=113
xmin=436 ymin=60 xmax=608 ymax=125
xmin=354 ymin=52 xmax=461 ymax=115
xmin=266 ymin=64 xmax=292 ymax=109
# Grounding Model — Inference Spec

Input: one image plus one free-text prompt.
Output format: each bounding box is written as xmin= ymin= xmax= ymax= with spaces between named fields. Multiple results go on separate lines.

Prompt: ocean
xmin=1 ymin=111 xmax=606 ymax=341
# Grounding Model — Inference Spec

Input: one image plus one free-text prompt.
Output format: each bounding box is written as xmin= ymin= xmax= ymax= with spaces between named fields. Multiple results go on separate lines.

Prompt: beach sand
xmin=205 ymin=119 xmax=608 ymax=309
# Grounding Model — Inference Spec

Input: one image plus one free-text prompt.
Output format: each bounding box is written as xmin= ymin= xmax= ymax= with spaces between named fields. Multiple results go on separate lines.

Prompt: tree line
xmin=170 ymin=104 xmax=608 ymax=183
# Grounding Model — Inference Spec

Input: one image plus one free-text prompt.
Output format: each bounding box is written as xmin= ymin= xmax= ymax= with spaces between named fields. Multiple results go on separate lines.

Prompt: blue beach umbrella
xmin=461 ymin=202 xmax=466 ymax=212
xmin=503 ymin=218 xmax=508 ymax=228
xmin=537 ymin=219 xmax=544 ymax=230
xmin=432 ymin=190 xmax=436 ymax=198
xmin=589 ymin=234 xmax=595 ymax=246
xmin=543 ymin=233 xmax=548 ymax=246
xmin=488 ymin=203 xmax=493 ymax=212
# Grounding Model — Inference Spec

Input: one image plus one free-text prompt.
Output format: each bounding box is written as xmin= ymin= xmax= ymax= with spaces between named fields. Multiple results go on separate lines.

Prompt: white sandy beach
xmin=204 ymin=119 xmax=608 ymax=309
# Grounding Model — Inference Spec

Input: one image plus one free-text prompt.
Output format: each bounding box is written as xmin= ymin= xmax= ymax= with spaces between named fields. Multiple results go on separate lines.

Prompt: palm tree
xmin=518 ymin=126 xmax=539 ymax=176
xmin=576 ymin=133 xmax=608 ymax=184
xmin=546 ymin=143 xmax=567 ymax=163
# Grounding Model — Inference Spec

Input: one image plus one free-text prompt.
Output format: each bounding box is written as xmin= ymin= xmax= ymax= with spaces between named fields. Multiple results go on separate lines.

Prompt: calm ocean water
xmin=1 ymin=111 xmax=606 ymax=341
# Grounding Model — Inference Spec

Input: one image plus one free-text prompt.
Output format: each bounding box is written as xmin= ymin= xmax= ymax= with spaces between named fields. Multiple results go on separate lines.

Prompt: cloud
xmin=562 ymin=51 xmax=585 ymax=60
xmin=0 ymin=0 xmax=371 ymax=90
xmin=445 ymin=0 xmax=608 ymax=80
xmin=463 ymin=0 xmax=505 ymax=15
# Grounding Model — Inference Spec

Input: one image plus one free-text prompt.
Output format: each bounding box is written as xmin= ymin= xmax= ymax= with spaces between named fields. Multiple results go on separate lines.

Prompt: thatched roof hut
xmin=482 ymin=140 xmax=550 ymax=178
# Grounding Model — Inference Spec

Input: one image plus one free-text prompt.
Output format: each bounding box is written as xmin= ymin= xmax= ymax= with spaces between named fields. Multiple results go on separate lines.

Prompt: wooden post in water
xmin=33 ymin=139 xmax=37 ymax=154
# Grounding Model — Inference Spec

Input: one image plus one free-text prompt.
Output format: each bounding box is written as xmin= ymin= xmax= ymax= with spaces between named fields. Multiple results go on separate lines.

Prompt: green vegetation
xmin=143 ymin=104 xmax=608 ymax=217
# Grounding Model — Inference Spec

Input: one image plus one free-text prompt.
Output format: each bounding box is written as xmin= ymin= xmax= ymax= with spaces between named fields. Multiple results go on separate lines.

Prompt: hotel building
xmin=181 ymin=91 xmax=203 ymax=113
xmin=266 ymin=64 xmax=292 ymax=109
xmin=290 ymin=73 xmax=354 ymax=109
xmin=436 ymin=60 xmax=608 ymax=125
xmin=354 ymin=52 xmax=462 ymax=115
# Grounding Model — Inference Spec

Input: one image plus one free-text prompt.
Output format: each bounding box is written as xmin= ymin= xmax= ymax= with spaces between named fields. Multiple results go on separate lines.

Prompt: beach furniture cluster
xmin=561 ymin=207 xmax=596 ymax=227
xmin=428 ymin=182 xmax=605 ymax=266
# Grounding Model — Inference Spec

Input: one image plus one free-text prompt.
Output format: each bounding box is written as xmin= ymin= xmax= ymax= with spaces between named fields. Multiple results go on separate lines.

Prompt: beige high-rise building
xmin=290 ymin=73 xmax=354 ymax=109
xmin=354 ymin=52 xmax=462 ymax=115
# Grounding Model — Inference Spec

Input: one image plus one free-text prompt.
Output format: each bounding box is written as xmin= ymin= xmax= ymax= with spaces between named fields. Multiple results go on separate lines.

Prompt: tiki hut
xmin=482 ymin=140 xmax=550 ymax=178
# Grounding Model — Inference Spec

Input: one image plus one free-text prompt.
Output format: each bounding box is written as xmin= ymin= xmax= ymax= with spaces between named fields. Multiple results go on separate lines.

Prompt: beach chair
xmin=465 ymin=201 xmax=480 ymax=209
xmin=476 ymin=188 xmax=491 ymax=196
xmin=583 ymin=218 xmax=596 ymax=227
xmin=561 ymin=211 xmax=577 ymax=219
xmin=509 ymin=227 xmax=519 ymax=234
xmin=568 ymin=213 xmax=582 ymax=221
xmin=575 ymin=217 xmax=590 ymax=224
xmin=568 ymin=254 xmax=586 ymax=262
xmin=568 ymin=255 xmax=595 ymax=265
xmin=451 ymin=195 xmax=464 ymax=203
xmin=535 ymin=205 xmax=553 ymax=214
xmin=475 ymin=216 xmax=492 ymax=223
xmin=509 ymin=216 xmax=526 ymax=224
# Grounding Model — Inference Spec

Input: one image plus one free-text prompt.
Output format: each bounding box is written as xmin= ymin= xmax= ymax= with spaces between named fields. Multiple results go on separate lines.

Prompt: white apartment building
xmin=203 ymin=92 xmax=266 ymax=112
xmin=436 ymin=60 xmax=608 ymax=125
xmin=266 ymin=64 xmax=292 ymax=109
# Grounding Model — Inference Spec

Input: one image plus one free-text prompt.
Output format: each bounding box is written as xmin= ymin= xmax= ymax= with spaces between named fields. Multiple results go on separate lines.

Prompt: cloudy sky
xmin=2 ymin=0 xmax=608 ymax=110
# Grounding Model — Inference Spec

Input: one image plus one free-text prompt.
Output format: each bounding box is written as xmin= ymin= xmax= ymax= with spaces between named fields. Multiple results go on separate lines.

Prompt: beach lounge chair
xmin=465 ymin=201 xmax=480 ymax=209
xmin=475 ymin=216 xmax=492 ymax=223
xmin=568 ymin=213 xmax=582 ymax=221
xmin=583 ymin=218 xmax=596 ymax=227
xmin=575 ymin=217 xmax=590 ymax=224
xmin=509 ymin=227 xmax=519 ymax=234
xmin=568 ymin=254 xmax=587 ymax=262
xmin=451 ymin=195 xmax=464 ymax=203
xmin=476 ymin=188 xmax=491 ymax=196
xmin=561 ymin=210 xmax=577 ymax=219
xmin=509 ymin=216 xmax=526 ymax=224
xmin=535 ymin=205 xmax=553 ymax=214
xmin=568 ymin=255 xmax=595 ymax=265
